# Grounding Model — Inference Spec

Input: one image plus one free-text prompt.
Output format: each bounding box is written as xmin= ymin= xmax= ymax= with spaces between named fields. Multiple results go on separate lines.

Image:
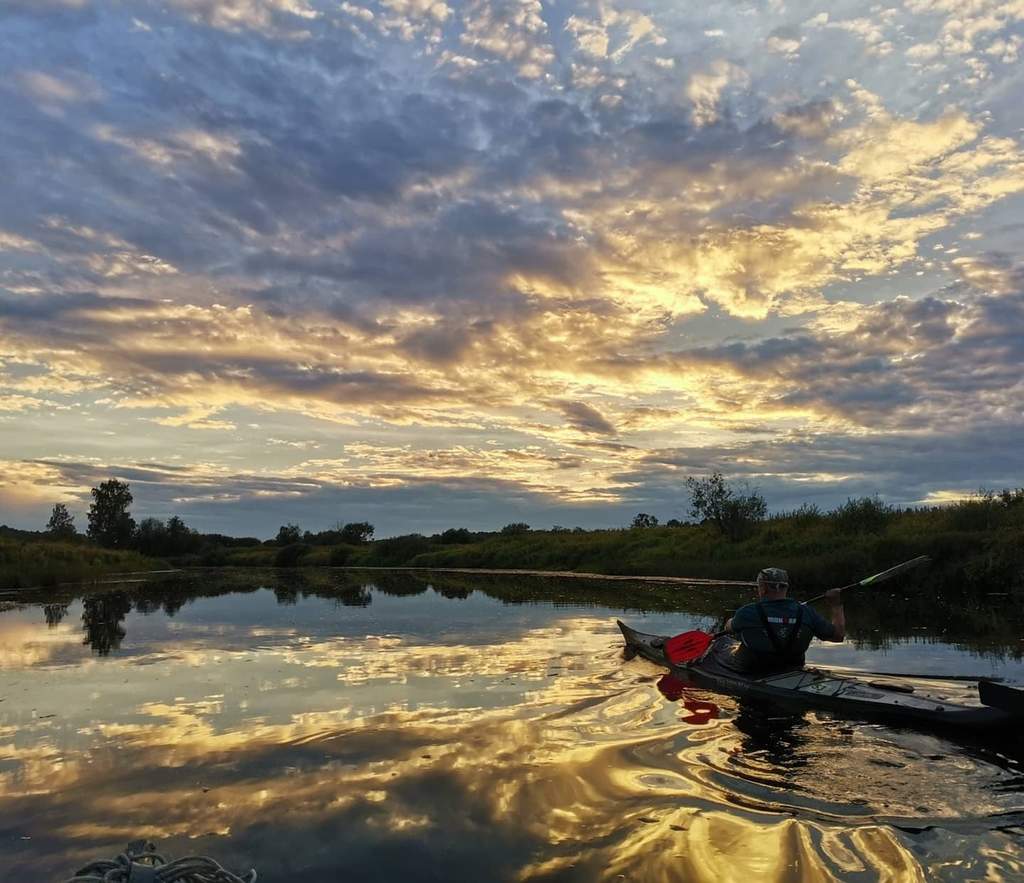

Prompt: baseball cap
xmin=756 ymin=567 xmax=789 ymax=585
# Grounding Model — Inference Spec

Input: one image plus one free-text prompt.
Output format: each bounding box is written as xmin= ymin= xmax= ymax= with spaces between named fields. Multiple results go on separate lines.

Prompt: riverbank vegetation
xmin=0 ymin=530 xmax=155 ymax=589
xmin=2 ymin=476 xmax=1022 ymax=594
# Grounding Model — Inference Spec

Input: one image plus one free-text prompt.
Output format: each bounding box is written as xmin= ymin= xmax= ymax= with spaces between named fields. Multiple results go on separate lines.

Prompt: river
xmin=1 ymin=569 xmax=1022 ymax=881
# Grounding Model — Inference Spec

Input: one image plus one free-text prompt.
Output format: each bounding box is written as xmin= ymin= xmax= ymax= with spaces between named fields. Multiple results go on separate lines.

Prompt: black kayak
xmin=618 ymin=620 xmax=1021 ymax=732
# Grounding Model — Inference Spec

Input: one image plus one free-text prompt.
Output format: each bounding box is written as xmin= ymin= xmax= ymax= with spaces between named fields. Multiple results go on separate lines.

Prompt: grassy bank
xmin=204 ymin=493 xmax=1024 ymax=595
xmin=0 ymin=536 xmax=159 ymax=589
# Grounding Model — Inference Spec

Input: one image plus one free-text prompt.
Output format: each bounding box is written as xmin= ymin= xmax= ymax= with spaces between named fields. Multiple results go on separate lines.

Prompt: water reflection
xmin=0 ymin=570 xmax=1022 ymax=881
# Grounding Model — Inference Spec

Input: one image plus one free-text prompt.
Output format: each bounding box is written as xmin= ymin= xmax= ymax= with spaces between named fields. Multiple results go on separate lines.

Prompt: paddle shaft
xmin=803 ymin=555 xmax=930 ymax=605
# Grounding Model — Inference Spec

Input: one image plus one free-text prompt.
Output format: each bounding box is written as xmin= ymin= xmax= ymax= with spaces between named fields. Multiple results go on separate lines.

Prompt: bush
xmin=329 ymin=545 xmax=351 ymax=566
xmin=685 ymin=472 xmax=767 ymax=541
xmin=276 ymin=524 xmax=302 ymax=546
xmin=631 ymin=513 xmax=659 ymax=529
xmin=830 ymin=496 xmax=894 ymax=534
xmin=274 ymin=543 xmax=311 ymax=567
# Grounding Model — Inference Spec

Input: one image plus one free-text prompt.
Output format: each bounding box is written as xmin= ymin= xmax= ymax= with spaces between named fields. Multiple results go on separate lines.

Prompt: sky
xmin=1 ymin=0 xmax=1022 ymax=538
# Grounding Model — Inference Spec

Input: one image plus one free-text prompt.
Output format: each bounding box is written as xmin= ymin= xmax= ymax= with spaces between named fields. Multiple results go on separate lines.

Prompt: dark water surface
xmin=1 ymin=569 xmax=1023 ymax=881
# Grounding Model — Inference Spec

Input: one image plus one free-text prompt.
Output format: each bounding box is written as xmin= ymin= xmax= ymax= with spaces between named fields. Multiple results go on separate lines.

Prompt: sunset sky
xmin=1 ymin=0 xmax=1022 ymax=537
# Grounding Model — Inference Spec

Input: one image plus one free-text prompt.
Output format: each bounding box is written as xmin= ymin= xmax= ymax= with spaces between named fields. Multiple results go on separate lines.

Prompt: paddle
xmin=663 ymin=556 xmax=931 ymax=665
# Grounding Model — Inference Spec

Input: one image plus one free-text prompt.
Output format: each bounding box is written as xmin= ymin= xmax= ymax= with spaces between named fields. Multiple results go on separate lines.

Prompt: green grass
xmin=0 ymin=536 xmax=159 ymax=589
xmin=197 ymin=496 xmax=1024 ymax=596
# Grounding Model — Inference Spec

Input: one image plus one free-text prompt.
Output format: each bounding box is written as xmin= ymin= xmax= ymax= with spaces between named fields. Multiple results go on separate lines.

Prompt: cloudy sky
xmin=1 ymin=0 xmax=1022 ymax=537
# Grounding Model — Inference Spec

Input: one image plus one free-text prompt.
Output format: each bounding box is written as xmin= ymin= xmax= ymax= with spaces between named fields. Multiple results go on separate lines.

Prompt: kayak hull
xmin=617 ymin=620 xmax=1015 ymax=732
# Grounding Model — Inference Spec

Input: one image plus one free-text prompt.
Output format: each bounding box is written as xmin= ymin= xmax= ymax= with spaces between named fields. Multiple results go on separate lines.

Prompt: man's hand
xmin=823 ymin=588 xmax=846 ymax=641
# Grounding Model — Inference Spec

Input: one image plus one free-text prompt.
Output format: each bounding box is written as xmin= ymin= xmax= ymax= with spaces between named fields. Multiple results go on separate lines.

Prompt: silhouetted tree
xmin=46 ymin=503 xmax=76 ymax=539
xmin=276 ymin=523 xmax=302 ymax=546
xmin=339 ymin=521 xmax=374 ymax=544
xmin=438 ymin=527 xmax=472 ymax=544
xmin=830 ymin=496 xmax=894 ymax=534
xmin=135 ymin=517 xmax=168 ymax=556
xmin=87 ymin=480 xmax=136 ymax=548
xmin=631 ymin=513 xmax=659 ymax=529
xmin=685 ymin=471 xmax=767 ymax=541
xmin=500 ymin=522 xmax=530 ymax=535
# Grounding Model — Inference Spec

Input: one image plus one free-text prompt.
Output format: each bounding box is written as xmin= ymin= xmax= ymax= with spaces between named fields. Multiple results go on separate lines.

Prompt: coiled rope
xmin=64 ymin=840 xmax=256 ymax=883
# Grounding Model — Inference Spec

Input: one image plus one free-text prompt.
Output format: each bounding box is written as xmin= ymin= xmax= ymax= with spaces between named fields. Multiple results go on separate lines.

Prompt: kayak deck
xmin=618 ymin=620 xmax=1016 ymax=732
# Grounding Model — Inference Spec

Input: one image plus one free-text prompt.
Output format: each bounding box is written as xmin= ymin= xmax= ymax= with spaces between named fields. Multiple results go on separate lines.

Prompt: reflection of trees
xmin=13 ymin=567 xmax=1024 ymax=661
xmin=433 ymin=583 xmax=472 ymax=600
xmin=81 ymin=592 xmax=132 ymax=656
xmin=274 ymin=585 xmax=300 ymax=605
xmin=43 ymin=603 xmax=69 ymax=627
xmin=336 ymin=586 xmax=372 ymax=607
xmin=367 ymin=573 xmax=430 ymax=597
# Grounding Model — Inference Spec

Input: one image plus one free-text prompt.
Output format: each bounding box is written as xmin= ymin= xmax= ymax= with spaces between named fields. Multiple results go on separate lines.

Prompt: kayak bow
xmin=618 ymin=620 xmax=1020 ymax=732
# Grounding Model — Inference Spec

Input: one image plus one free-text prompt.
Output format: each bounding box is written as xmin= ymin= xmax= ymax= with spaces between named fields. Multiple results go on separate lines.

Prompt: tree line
xmin=40 ymin=479 xmax=381 ymax=560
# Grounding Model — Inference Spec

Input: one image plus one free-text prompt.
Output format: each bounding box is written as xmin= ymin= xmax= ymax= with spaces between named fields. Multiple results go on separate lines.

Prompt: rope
xmin=64 ymin=841 xmax=256 ymax=883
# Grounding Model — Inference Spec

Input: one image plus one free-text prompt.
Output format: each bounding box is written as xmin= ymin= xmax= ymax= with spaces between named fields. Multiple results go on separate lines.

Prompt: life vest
xmin=755 ymin=602 xmax=805 ymax=663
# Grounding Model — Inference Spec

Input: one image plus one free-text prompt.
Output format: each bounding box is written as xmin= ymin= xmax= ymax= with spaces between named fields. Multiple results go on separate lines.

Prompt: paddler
xmin=718 ymin=567 xmax=845 ymax=673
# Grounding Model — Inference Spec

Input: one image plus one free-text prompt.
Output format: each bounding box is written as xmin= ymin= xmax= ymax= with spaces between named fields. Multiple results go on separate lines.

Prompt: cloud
xmin=685 ymin=59 xmax=749 ymax=127
xmin=1 ymin=0 xmax=1023 ymax=534
xmin=459 ymin=0 xmax=554 ymax=79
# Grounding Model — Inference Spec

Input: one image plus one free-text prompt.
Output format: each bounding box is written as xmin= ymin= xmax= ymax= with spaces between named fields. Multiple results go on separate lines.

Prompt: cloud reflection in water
xmin=0 ymin=585 xmax=1022 ymax=881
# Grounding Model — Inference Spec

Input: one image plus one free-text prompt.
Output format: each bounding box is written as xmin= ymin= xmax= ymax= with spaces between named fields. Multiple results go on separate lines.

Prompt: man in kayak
xmin=719 ymin=567 xmax=845 ymax=673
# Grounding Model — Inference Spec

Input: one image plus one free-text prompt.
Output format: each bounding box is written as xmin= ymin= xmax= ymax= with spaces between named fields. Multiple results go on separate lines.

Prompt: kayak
xmin=617 ymin=620 xmax=1020 ymax=732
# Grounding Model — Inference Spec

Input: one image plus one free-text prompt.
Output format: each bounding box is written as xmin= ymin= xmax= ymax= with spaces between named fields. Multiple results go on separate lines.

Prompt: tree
xmin=276 ymin=523 xmax=302 ymax=546
xmin=87 ymin=479 xmax=136 ymax=548
xmin=339 ymin=521 xmax=374 ymax=544
xmin=135 ymin=517 xmax=168 ymax=556
xmin=46 ymin=503 xmax=76 ymax=539
xmin=685 ymin=471 xmax=767 ymax=541
xmin=439 ymin=527 xmax=472 ymax=544
xmin=500 ymin=522 xmax=530 ymax=535
xmin=630 ymin=513 xmax=659 ymax=529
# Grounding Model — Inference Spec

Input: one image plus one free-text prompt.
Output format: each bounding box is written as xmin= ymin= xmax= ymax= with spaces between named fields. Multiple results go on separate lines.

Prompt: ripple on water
xmin=1 ymin=584 xmax=1022 ymax=882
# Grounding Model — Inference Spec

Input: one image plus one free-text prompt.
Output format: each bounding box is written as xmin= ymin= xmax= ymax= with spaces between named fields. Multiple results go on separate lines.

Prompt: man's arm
xmin=823 ymin=587 xmax=845 ymax=641
xmin=723 ymin=617 xmax=735 ymax=633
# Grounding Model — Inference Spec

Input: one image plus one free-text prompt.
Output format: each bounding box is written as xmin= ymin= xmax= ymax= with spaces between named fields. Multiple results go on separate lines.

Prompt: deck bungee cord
xmin=64 ymin=840 xmax=256 ymax=883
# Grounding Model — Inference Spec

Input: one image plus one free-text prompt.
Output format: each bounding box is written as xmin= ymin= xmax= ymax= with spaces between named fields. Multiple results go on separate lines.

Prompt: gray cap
xmin=757 ymin=567 xmax=789 ymax=585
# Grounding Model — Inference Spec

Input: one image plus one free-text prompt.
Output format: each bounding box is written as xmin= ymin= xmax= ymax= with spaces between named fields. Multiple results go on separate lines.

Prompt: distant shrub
xmin=276 ymin=524 xmax=302 ymax=546
xmin=630 ymin=513 xmax=659 ymax=529
xmin=339 ymin=522 xmax=374 ymax=544
xmin=830 ymin=496 xmax=894 ymax=534
xmin=685 ymin=472 xmax=767 ymax=541
xmin=329 ymin=545 xmax=351 ymax=566
xmin=500 ymin=522 xmax=531 ymax=535
xmin=199 ymin=543 xmax=228 ymax=566
xmin=787 ymin=503 xmax=824 ymax=527
xmin=439 ymin=527 xmax=473 ymax=544
xmin=369 ymin=533 xmax=432 ymax=565
xmin=274 ymin=543 xmax=311 ymax=567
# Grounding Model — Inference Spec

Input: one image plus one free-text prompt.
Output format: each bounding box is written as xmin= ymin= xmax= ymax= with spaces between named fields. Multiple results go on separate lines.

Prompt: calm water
xmin=1 ymin=569 xmax=1023 ymax=881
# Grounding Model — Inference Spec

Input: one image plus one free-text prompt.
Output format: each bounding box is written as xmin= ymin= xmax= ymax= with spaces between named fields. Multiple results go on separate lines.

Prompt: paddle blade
xmin=858 ymin=555 xmax=930 ymax=587
xmin=664 ymin=630 xmax=713 ymax=664
xmin=979 ymin=679 xmax=1024 ymax=716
